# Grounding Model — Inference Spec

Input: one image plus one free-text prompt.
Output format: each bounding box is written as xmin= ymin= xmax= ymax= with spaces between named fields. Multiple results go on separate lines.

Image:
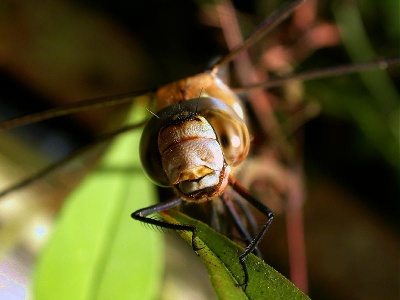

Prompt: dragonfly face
xmin=140 ymin=73 xmax=250 ymax=202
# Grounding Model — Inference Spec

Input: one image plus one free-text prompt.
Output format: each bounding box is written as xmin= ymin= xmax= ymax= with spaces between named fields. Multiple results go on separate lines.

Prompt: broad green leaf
xmin=33 ymin=105 xmax=163 ymax=300
xmin=163 ymin=210 xmax=309 ymax=300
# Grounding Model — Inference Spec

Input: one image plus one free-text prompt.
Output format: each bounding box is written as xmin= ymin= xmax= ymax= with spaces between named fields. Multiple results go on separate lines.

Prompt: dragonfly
xmin=0 ymin=0 xmax=399 ymax=295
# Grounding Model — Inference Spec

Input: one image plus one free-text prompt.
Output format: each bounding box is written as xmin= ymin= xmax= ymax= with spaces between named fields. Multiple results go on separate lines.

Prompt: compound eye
xmin=206 ymin=109 xmax=250 ymax=167
xmin=140 ymin=114 xmax=170 ymax=187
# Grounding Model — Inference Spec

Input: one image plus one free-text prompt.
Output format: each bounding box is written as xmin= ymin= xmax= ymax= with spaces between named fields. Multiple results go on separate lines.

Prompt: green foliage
xmin=306 ymin=1 xmax=399 ymax=170
xmin=163 ymin=210 xmax=309 ymax=300
xmin=33 ymin=107 xmax=163 ymax=300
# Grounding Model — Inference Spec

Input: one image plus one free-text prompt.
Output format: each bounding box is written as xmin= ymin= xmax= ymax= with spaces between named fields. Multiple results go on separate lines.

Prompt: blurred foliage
xmin=33 ymin=106 xmax=163 ymax=300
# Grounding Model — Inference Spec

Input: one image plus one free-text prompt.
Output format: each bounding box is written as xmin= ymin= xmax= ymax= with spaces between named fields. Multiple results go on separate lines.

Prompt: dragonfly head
xmin=140 ymin=97 xmax=249 ymax=202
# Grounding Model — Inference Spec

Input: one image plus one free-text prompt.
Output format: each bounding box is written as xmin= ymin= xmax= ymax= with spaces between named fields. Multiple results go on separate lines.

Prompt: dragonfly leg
xmin=232 ymin=194 xmax=259 ymax=237
xmin=229 ymin=175 xmax=274 ymax=289
xmin=131 ymin=197 xmax=201 ymax=253
xmin=222 ymin=193 xmax=262 ymax=258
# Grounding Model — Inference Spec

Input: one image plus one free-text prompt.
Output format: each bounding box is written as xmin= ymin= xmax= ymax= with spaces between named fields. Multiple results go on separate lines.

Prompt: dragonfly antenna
xmin=145 ymin=107 xmax=160 ymax=119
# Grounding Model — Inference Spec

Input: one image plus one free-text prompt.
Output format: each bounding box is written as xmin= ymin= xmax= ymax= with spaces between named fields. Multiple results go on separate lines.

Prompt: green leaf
xmin=33 ymin=106 xmax=163 ymax=300
xmin=163 ymin=210 xmax=309 ymax=300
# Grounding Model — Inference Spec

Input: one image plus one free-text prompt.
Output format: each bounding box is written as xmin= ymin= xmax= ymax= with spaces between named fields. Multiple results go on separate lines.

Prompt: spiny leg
xmin=229 ymin=174 xmax=274 ymax=288
xmin=131 ymin=197 xmax=201 ymax=253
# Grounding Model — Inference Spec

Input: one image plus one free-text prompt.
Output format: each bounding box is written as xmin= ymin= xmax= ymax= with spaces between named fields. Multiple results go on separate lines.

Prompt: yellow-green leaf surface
xmin=33 ymin=105 xmax=162 ymax=300
xmin=163 ymin=210 xmax=309 ymax=300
